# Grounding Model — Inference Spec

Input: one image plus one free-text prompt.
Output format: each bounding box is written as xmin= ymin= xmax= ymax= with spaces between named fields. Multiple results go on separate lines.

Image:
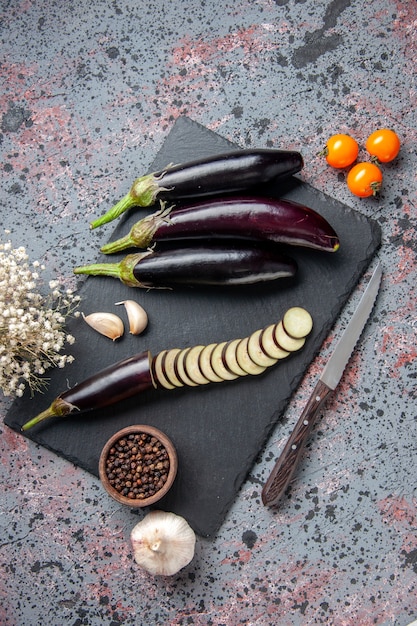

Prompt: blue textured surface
xmin=1 ymin=1 xmax=416 ymax=624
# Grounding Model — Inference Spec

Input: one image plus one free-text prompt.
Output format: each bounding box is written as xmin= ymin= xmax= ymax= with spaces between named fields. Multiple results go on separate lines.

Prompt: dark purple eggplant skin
xmin=90 ymin=149 xmax=304 ymax=229
xmin=74 ymin=244 xmax=298 ymax=289
xmin=58 ymin=351 xmax=154 ymax=409
xmin=21 ymin=352 xmax=154 ymax=430
xmin=101 ymin=195 xmax=340 ymax=254
xmin=154 ymin=149 xmax=304 ymax=200
xmin=133 ymin=244 xmax=297 ymax=288
xmin=147 ymin=197 xmax=339 ymax=251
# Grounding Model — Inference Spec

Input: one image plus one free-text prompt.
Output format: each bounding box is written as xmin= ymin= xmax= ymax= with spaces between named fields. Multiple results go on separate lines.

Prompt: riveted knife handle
xmin=262 ymin=379 xmax=333 ymax=507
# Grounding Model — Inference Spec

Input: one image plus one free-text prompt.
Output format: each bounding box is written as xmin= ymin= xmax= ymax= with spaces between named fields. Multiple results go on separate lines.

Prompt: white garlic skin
xmin=116 ymin=300 xmax=148 ymax=335
xmin=82 ymin=312 xmax=124 ymax=341
xmin=131 ymin=511 xmax=196 ymax=576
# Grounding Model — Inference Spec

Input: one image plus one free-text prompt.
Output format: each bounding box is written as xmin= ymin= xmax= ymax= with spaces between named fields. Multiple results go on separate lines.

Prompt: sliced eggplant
xmin=210 ymin=342 xmax=239 ymax=381
xmin=162 ymin=348 xmax=184 ymax=388
xmin=222 ymin=339 xmax=248 ymax=377
xmin=184 ymin=345 xmax=211 ymax=385
xmin=282 ymin=307 xmax=313 ymax=339
xmin=153 ymin=350 xmax=176 ymax=390
xmin=174 ymin=348 xmax=199 ymax=387
xmin=199 ymin=343 xmax=224 ymax=383
xmin=260 ymin=325 xmax=290 ymax=360
xmin=247 ymin=329 xmax=279 ymax=368
xmin=274 ymin=322 xmax=306 ymax=352
xmin=236 ymin=338 xmax=268 ymax=375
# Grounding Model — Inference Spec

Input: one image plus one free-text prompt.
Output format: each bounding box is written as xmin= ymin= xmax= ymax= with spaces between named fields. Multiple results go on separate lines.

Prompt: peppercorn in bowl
xmin=99 ymin=425 xmax=178 ymax=507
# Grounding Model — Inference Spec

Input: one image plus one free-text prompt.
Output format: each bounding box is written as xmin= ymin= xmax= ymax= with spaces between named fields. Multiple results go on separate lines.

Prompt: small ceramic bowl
xmin=99 ymin=424 xmax=178 ymax=507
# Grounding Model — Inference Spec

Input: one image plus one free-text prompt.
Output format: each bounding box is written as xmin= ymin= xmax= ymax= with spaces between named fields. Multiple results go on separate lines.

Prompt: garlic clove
xmin=115 ymin=299 xmax=148 ymax=335
xmin=82 ymin=312 xmax=124 ymax=341
xmin=130 ymin=510 xmax=196 ymax=576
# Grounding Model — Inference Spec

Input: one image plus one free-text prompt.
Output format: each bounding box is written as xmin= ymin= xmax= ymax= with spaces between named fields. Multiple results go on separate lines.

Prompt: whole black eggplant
xmin=90 ymin=149 xmax=303 ymax=229
xmin=73 ymin=244 xmax=298 ymax=288
xmin=100 ymin=196 xmax=340 ymax=254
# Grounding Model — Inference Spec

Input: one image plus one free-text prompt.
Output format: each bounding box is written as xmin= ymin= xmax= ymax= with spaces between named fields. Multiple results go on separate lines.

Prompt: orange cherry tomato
xmin=322 ymin=134 xmax=359 ymax=168
xmin=346 ymin=162 xmax=383 ymax=197
xmin=365 ymin=128 xmax=400 ymax=163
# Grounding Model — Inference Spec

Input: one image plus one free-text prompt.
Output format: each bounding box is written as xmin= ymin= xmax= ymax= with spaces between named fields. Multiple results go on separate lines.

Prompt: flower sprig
xmin=0 ymin=236 xmax=81 ymax=398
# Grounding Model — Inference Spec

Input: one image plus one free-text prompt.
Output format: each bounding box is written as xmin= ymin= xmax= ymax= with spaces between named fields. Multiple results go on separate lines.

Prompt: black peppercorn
xmin=105 ymin=432 xmax=170 ymax=500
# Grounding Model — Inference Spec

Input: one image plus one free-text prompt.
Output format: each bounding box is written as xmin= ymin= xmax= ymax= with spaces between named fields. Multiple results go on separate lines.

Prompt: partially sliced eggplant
xmin=22 ymin=307 xmax=314 ymax=432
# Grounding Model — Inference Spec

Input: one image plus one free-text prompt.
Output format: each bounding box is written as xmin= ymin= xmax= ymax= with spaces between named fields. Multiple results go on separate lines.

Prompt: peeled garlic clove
xmin=131 ymin=510 xmax=196 ymax=576
xmin=115 ymin=299 xmax=148 ymax=335
xmin=82 ymin=312 xmax=124 ymax=341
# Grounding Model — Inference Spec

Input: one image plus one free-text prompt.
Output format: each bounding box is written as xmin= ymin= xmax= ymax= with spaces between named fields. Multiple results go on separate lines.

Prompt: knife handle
xmin=261 ymin=379 xmax=332 ymax=507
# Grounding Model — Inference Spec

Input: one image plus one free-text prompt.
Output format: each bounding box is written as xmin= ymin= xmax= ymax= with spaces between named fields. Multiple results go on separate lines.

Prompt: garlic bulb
xmin=131 ymin=511 xmax=196 ymax=576
xmin=115 ymin=300 xmax=148 ymax=335
xmin=82 ymin=312 xmax=124 ymax=340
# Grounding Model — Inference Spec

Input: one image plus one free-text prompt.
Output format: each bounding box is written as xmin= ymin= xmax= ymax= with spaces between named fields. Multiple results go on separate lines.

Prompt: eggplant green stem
xmin=89 ymin=173 xmax=161 ymax=229
xmin=100 ymin=204 xmax=172 ymax=254
xmin=73 ymin=252 xmax=152 ymax=287
xmin=21 ymin=397 xmax=77 ymax=431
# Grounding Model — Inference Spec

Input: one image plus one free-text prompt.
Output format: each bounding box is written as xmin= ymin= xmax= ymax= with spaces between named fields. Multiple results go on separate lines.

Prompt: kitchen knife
xmin=262 ymin=261 xmax=382 ymax=507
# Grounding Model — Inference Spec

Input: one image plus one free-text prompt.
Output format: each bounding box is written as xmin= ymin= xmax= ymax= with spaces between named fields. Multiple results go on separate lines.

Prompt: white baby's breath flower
xmin=0 ymin=236 xmax=80 ymax=398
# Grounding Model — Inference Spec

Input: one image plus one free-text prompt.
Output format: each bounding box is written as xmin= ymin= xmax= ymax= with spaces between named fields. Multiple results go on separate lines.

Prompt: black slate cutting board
xmin=5 ymin=117 xmax=381 ymax=537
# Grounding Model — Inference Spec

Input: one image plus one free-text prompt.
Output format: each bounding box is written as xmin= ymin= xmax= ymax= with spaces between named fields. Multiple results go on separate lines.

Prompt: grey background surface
xmin=1 ymin=1 xmax=416 ymax=624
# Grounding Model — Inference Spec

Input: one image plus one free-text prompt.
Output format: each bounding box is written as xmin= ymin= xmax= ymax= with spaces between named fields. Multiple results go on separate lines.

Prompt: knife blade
xmin=262 ymin=261 xmax=382 ymax=507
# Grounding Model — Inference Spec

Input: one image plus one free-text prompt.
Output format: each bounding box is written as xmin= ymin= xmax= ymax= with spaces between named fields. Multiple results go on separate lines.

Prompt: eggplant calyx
xmin=21 ymin=397 xmax=79 ymax=431
xmin=130 ymin=173 xmax=161 ymax=206
xmin=100 ymin=205 xmax=170 ymax=254
xmin=73 ymin=251 xmax=153 ymax=288
xmin=90 ymin=174 xmax=160 ymax=229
